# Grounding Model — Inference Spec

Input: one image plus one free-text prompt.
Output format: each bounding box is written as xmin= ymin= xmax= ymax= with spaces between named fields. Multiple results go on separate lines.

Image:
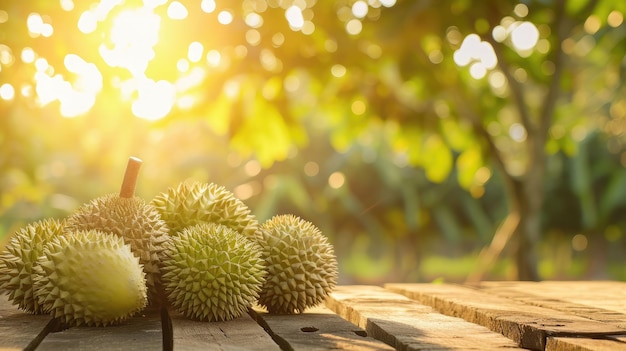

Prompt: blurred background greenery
xmin=1 ymin=0 xmax=625 ymax=283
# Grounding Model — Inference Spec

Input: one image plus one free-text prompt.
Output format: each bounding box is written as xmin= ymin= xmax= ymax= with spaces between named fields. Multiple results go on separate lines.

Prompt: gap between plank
xmin=23 ymin=317 xmax=66 ymax=351
xmin=161 ymin=305 xmax=173 ymax=351
xmin=247 ymin=309 xmax=294 ymax=351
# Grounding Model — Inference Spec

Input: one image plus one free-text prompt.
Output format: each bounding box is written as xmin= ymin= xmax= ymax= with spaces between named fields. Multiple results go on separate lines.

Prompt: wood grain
xmin=36 ymin=310 xmax=162 ymax=351
xmin=250 ymin=304 xmax=394 ymax=351
xmin=169 ymin=310 xmax=280 ymax=351
xmin=3 ymin=283 xmax=626 ymax=350
xmin=475 ymin=281 xmax=626 ymax=328
xmin=386 ymin=283 xmax=626 ymax=350
xmin=327 ymin=285 xmax=525 ymax=350
xmin=546 ymin=336 xmax=626 ymax=351
xmin=0 ymin=294 xmax=51 ymax=350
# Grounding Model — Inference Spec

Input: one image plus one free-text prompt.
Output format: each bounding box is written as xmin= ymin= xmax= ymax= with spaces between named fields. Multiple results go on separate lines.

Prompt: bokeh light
xmin=167 ymin=1 xmax=188 ymax=20
xmin=1 ymin=0 xmax=626 ymax=286
xmin=218 ymin=10 xmax=234 ymax=25
xmin=453 ymin=33 xmax=498 ymax=79
xmin=511 ymin=22 xmax=539 ymax=51
xmin=0 ymin=83 xmax=15 ymax=100
xmin=328 ymin=172 xmax=345 ymax=189
xmin=285 ymin=6 xmax=304 ymax=30
xmin=352 ymin=1 xmax=369 ymax=18
xmin=304 ymin=161 xmax=319 ymax=176
xmin=132 ymin=79 xmax=175 ymax=120
xmin=608 ymin=10 xmax=624 ymax=28
xmin=201 ymin=0 xmax=216 ymax=13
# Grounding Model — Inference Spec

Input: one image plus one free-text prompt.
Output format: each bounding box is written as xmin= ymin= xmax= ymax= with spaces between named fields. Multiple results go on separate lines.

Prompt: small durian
xmin=160 ymin=222 xmax=265 ymax=321
xmin=65 ymin=157 xmax=169 ymax=302
xmin=0 ymin=218 xmax=66 ymax=314
xmin=34 ymin=230 xmax=147 ymax=326
xmin=150 ymin=181 xmax=258 ymax=238
xmin=256 ymin=214 xmax=338 ymax=314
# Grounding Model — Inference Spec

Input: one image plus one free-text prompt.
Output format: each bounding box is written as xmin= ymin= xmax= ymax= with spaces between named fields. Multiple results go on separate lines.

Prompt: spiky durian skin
xmin=0 ymin=218 xmax=66 ymax=314
xmin=150 ymin=181 xmax=258 ymax=238
xmin=160 ymin=222 xmax=265 ymax=322
xmin=65 ymin=194 xmax=169 ymax=301
xmin=33 ymin=230 xmax=147 ymax=327
xmin=256 ymin=214 xmax=338 ymax=314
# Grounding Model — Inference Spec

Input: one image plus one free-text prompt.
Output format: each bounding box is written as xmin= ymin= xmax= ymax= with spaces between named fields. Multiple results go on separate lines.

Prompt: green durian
xmin=65 ymin=195 xmax=168 ymax=299
xmin=256 ymin=214 xmax=338 ymax=314
xmin=160 ymin=222 xmax=265 ymax=321
xmin=0 ymin=218 xmax=66 ymax=314
xmin=65 ymin=157 xmax=169 ymax=302
xmin=150 ymin=181 xmax=258 ymax=238
xmin=34 ymin=230 xmax=147 ymax=327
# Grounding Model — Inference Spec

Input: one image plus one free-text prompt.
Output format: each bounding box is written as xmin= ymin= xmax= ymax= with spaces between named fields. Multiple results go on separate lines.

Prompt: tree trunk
xmin=514 ymin=205 xmax=541 ymax=281
xmin=515 ymin=140 xmax=545 ymax=281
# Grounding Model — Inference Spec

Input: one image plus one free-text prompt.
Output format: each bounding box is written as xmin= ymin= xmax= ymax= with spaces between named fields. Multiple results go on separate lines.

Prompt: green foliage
xmin=1 ymin=0 xmax=626 ymax=281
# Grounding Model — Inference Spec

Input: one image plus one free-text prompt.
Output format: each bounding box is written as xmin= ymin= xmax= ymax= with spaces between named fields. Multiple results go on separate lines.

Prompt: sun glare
xmin=132 ymin=78 xmax=175 ymax=120
xmin=100 ymin=8 xmax=160 ymax=76
xmin=12 ymin=0 xmax=395 ymax=120
xmin=28 ymin=1 xmax=179 ymax=119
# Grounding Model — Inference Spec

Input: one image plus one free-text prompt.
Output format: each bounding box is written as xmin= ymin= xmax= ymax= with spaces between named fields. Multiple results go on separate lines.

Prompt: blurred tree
xmin=1 ymin=0 xmax=625 ymax=280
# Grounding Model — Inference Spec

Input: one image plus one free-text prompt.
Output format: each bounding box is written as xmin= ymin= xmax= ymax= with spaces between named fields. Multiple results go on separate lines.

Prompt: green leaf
xmin=456 ymin=146 xmax=482 ymax=189
xmin=230 ymin=96 xmax=293 ymax=168
xmin=423 ymin=134 xmax=453 ymax=183
xmin=205 ymin=95 xmax=232 ymax=136
xmin=432 ymin=205 xmax=463 ymax=241
xmin=441 ymin=119 xmax=472 ymax=151
xmin=599 ymin=168 xmax=626 ymax=219
xmin=569 ymin=142 xmax=597 ymax=228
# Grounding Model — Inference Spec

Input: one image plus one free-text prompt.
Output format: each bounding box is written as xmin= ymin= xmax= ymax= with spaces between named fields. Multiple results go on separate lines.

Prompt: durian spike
xmin=120 ymin=157 xmax=142 ymax=198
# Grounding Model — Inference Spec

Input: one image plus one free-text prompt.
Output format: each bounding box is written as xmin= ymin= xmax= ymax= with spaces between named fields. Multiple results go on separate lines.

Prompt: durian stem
xmin=120 ymin=157 xmax=142 ymax=198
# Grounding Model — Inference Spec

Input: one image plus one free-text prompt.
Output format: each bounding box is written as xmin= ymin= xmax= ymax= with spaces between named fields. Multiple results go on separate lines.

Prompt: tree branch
xmin=538 ymin=0 xmax=598 ymax=142
xmin=450 ymin=92 xmax=507 ymax=180
xmin=537 ymin=0 xmax=567 ymax=145
xmin=466 ymin=210 xmax=521 ymax=283
xmin=486 ymin=37 xmax=536 ymax=136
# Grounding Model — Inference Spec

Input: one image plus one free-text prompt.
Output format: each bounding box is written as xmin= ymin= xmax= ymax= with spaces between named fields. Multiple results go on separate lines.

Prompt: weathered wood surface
xmin=36 ymin=309 xmax=162 ymax=351
xmin=0 ymin=294 xmax=51 ymax=351
xmin=251 ymin=304 xmax=394 ymax=350
xmin=326 ymin=285 xmax=525 ymax=350
xmin=385 ymin=283 xmax=626 ymax=350
xmin=3 ymin=282 xmax=626 ymax=350
xmin=546 ymin=336 xmax=626 ymax=351
xmin=169 ymin=310 xmax=280 ymax=351
xmin=475 ymin=281 xmax=626 ymax=328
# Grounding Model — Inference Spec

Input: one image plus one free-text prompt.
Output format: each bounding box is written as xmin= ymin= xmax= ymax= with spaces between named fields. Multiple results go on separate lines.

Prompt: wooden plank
xmin=169 ymin=310 xmax=281 ymax=351
xmin=475 ymin=281 xmax=626 ymax=327
xmin=386 ymin=283 xmax=626 ymax=350
xmin=250 ymin=304 xmax=394 ymax=351
xmin=36 ymin=308 xmax=163 ymax=351
xmin=610 ymin=335 xmax=626 ymax=343
xmin=326 ymin=285 xmax=525 ymax=350
xmin=0 ymin=293 xmax=52 ymax=350
xmin=546 ymin=336 xmax=626 ymax=351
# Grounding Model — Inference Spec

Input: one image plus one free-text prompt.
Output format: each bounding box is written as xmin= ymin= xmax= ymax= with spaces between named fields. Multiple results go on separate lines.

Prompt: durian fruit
xmin=33 ymin=230 xmax=147 ymax=327
xmin=256 ymin=214 xmax=338 ymax=314
xmin=65 ymin=157 xmax=169 ymax=302
xmin=0 ymin=218 xmax=66 ymax=314
xmin=150 ymin=181 xmax=258 ymax=238
xmin=160 ymin=222 xmax=266 ymax=321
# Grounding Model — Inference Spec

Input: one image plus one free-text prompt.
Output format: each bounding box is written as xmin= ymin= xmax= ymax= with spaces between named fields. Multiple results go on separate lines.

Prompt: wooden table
xmin=2 ymin=281 xmax=625 ymax=350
